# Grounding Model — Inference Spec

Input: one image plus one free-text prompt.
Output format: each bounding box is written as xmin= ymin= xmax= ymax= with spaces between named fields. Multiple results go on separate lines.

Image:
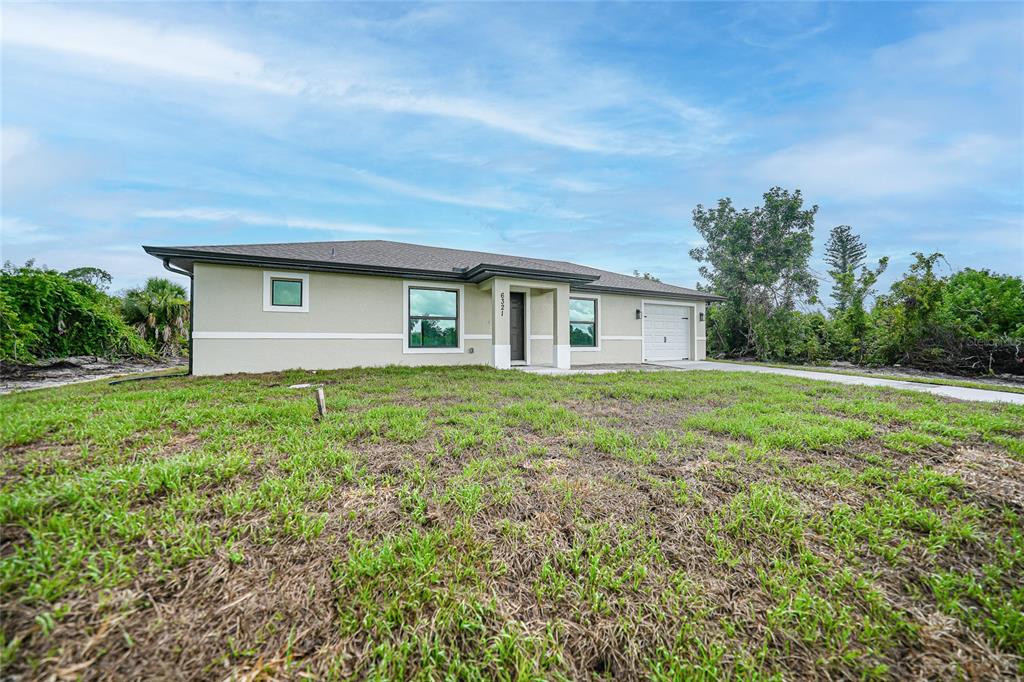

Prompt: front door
xmin=509 ymin=292 xmax=525 ymax=362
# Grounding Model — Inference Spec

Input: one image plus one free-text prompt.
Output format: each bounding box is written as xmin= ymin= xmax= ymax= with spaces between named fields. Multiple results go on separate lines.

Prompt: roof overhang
xmin=570 ymin=283 xmax=727 ymax=302
xmin=461 ymin=263 xmax=597 ymax=285
xmin=142 ymin=245 xmax=466 ymax=282
xmin=142 ymin=245 xmax=726 ymax=301
xmin=143 ymin=247 xmax=600 ymax=286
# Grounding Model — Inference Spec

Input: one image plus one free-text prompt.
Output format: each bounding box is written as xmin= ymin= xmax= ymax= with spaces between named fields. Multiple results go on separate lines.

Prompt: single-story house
xmin=142 ymin=240 xmax=724 ymax=376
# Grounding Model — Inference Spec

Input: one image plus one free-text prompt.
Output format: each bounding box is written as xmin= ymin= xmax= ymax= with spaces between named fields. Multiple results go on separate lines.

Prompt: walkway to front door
xmin=509 ymin=292 xmax=525 ymax=362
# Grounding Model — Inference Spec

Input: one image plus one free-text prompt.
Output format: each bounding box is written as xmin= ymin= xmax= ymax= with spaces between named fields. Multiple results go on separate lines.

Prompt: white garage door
xmin=643 ymin=304 xmax=690 ymax=362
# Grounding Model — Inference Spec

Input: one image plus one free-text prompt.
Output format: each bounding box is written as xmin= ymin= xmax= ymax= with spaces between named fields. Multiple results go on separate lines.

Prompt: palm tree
xmin=121 ymin=278 xmax=189 ymax=356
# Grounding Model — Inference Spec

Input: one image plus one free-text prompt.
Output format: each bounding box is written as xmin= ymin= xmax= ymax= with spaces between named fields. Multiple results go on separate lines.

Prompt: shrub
xmin=0 ymin=262 xmax=151 ymax=362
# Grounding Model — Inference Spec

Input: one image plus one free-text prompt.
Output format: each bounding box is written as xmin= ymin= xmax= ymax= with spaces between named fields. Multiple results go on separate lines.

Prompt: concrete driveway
xmin=651 ymin=360 xmax=1024 ymax=405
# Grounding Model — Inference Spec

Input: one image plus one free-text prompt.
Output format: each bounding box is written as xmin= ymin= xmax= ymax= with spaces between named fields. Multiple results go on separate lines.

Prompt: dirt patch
xmin=582 ymin=398 xmax=716 ymax=436
xmin=0 ymin=356 xmax=187 ymax=394
xmin=8 ymin=540 xmax=343 ymax=680
xmin=936 ymin=446 xmax=1024 ymax=510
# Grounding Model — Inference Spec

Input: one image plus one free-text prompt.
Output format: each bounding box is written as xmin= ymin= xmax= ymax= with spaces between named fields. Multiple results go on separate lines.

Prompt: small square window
xmin=271 ymin=279 xmax=303 ymax=307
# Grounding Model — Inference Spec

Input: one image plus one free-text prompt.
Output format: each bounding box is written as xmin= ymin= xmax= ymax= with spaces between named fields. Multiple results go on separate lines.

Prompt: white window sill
xmin=403 ymin=347 xmax=465 ymax=354
xmin=263 ymin=306 xmax=309 ymax=313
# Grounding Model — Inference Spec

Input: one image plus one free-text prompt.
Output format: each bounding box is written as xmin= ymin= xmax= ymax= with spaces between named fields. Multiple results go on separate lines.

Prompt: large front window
xmin=570 ymin=297 xmax=597 ymax=347
xmin=408 ymin=287 xmax=459 ymax=348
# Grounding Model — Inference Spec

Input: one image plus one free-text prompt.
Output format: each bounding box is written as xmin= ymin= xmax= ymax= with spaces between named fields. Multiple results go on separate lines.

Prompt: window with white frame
xmin=263 ymin=271 xmax=309 ymax=312
xmin=569 ymin=297 xmax=598 ymax=347
xmin=407 ymin=287 xmax=459 ymax=348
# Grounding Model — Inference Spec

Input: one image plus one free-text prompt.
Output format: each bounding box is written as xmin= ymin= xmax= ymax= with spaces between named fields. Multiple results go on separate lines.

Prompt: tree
xmin=632 ymin=270 xmax=661 ymax=282
xmin=121 ymin=278 xmax=190 ymax=356
xmin=824 ymin=225 xmax=867 ymax=312
xmin=833 ymin=256 xmax=888 ymax=362
xmin=867 ymin=252 xmax=947 ymax=365
xmin=689 ymin=187 xmax=818 ymax=358
xmin=63 ymin=267 xmax=113 ymax=291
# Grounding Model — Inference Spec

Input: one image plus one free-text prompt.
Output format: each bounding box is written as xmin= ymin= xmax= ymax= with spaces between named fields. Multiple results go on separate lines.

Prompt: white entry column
xmin=490 ymin=278 xmax=511 ymax=369
xmin=552 ymin=282 xmax=571 ymax=369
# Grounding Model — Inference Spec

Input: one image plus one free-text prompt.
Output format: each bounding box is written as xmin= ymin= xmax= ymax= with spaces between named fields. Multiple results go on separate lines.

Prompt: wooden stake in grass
xmin=315 ymin=386 xmax=327 ymax=420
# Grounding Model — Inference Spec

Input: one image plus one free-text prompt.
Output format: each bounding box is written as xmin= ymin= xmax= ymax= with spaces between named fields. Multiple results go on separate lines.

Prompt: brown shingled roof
xmin=143 ymin=239 xmax=723 ymax=300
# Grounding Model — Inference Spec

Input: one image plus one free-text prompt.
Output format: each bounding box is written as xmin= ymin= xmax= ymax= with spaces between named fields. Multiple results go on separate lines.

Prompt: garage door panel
xmin=643 ymin=304 xmax=690 ymax=362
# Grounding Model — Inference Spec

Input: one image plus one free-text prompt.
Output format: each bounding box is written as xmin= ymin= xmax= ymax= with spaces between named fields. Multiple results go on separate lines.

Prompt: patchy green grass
xmin=2 ymin=366 xmax=1023 ymax=679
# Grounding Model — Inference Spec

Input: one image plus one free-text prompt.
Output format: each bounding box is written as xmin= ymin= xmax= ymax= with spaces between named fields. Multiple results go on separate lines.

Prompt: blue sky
xmin=2 ymin=2 xmax=1022 ymax=298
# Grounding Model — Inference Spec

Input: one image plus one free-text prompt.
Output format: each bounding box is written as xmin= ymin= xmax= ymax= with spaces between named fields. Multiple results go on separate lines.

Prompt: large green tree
xmin=121 ymin=278 xmax=190 ymax=356
xmin=690 ymin=187 xmax=818 ymax=358
xmin=63 ymin=267 xmax=113 ymax=291
xmin=824 ymin=225 xmax=868 ymax=312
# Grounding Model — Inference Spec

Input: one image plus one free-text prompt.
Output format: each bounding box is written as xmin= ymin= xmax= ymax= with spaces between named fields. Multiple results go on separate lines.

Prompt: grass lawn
xmin=2 ymin=367 xmax=1023 ymax=680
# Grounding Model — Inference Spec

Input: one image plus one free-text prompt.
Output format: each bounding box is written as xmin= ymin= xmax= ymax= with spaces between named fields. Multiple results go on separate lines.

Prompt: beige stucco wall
xmin=194 ymin=263 xmax=492 ymax=334
xmin=529 ymin=290 xmax=707 ymax=366
xmin=192 ymin=263 xmax=492 ymax=375
xmin=193 ymin=338 xmax=494 ymax=374
xmin=190 ymin=262 xmax=709 ymax=375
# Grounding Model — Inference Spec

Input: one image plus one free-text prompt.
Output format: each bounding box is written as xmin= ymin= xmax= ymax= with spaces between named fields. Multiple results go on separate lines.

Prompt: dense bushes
xmin=707 ymin=255 xmax=1024 ymax=375
xmin=0 ymin=262 xmax=151 ymax=362
xmin=863 ymin=259 xmax=1023 ymax=374
xmin=696 ymin=190 xmax=1024 ymax=376
xmin=0 ymin=262 xmax=189 ymax=363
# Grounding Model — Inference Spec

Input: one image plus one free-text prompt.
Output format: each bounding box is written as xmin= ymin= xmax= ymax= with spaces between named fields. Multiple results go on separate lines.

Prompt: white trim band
xmin=194 ymin=331 xmax=402 ymax=340
xmin=529 ymin=334 xmax=553 ymax=340
xmin=464 ymin=333 xmax=493 ymax=340
xmin=602 ymin=335 xmax=643 ymax=341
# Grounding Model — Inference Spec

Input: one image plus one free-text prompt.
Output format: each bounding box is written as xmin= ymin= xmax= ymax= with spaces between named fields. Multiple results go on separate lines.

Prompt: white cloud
xmin=0 ymin=216 xmax=59 ymax=246
xmin=345 ymin=89 xmax=616 ymax=154
xmin=1 ymin=127 xmax=37 ymax=165
xmin=1 ymin=5 xmax=302 ymax=94
xmin=341 ymin=167 xmax=524 ymax=212
xmin=727 ymin=3 xmax=835 ymax=49
xmin=135 ymin=208 xmax=417 ymax=235
xmin=551 ymin=177 xmax=605 ymax=194
xmin=0 ymin=5 xmax=725 ymax=157
xmin=751 ymin=129 xmax=1007 ymax=199
xmin=0 ymin=127 xmax=94 ymax=201
xmin=872 ymin=16 xmax=1022 ymax=83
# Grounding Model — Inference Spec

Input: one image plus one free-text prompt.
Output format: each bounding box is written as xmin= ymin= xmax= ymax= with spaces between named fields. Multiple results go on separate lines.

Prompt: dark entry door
xmin=509 ymin=292 xmax=525 ymax=362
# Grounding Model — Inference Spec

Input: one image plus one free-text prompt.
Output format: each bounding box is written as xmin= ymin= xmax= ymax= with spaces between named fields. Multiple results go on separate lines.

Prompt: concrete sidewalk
xmin=651 ymin=360 xmax=1024 ymax=405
